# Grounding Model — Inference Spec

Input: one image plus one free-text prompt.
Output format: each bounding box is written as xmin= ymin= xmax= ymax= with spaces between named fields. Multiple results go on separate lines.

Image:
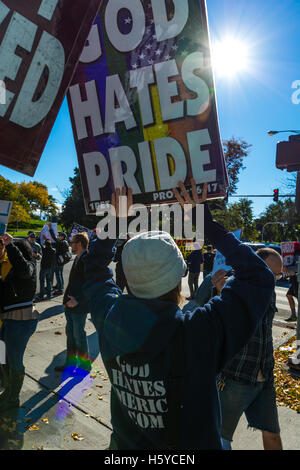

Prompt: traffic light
xmin=276 ymin=135 xmax=300 ymax=172
xmin=273 ymin=189 xmax=279 ymax=202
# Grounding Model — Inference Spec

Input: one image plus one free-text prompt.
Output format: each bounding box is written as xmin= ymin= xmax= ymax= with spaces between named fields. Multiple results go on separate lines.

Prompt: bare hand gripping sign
xmin=0 ymin=0 xmax=101 ymax=176
xmin=67 ymin=0 xmax=229 ymax=214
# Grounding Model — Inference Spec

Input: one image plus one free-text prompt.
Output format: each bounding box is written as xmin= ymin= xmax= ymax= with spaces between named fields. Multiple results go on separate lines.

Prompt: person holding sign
xmin=82 ymin=180 xmax=275 ymax=450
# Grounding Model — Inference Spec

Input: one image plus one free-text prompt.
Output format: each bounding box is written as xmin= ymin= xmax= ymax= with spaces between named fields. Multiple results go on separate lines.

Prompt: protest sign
xmin=281 ymin=242 xmax=295 ymax=268
xmin=175 ymin=239 xmax=194 ymax=260
xmin=40 ymin=223 xmax=58 ymax=244
xmin=0 ymin=0 xmax=101 ymax=176
xmin=0 ymin=199 xmax=12 ymax=235
xmin=67 ymin=0 xmax=229 ymax=215
xmin=211 ymin=229 xmax=242 ymax=275
xmin=70 ymin=222 xmax=94 ymax=241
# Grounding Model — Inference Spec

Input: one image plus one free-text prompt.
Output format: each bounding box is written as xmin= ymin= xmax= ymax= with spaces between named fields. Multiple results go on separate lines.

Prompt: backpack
xmin=57 ymin=249 xmax=72 ymax=266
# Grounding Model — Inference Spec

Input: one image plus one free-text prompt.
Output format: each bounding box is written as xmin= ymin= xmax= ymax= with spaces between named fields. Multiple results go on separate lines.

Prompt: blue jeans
xmin=65 ymin=309 xmax=88 ymax=358
xmin=0 ymin=319 xmax=38 ymax=371
xmin=54 ymin=262 xmax=64 ymax=291
xmin=219 ymin=378 xmax=280 ymax=444
xmin=39 ymin=267 xmax=52 ymax=297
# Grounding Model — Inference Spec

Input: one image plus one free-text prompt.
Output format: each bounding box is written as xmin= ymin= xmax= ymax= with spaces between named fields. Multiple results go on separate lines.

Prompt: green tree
xmin=255 ymin=199 xmax=300 ymax=243
xmin=210 ymin=199 xmax=258 ymax=241
xmin=223 ymin=138 xmax=251 ymax=195
xmin=60 ymin=168 xmax=97 ymax=231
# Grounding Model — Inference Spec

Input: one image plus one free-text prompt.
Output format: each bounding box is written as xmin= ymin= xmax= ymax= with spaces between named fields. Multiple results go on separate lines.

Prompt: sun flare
xmin=211 ymin=37 xmax=250 ymax=79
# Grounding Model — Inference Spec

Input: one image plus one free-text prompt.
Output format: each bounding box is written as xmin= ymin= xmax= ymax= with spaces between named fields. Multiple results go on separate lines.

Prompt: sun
xmin=211 ymin=37 xmax=250 ymax=79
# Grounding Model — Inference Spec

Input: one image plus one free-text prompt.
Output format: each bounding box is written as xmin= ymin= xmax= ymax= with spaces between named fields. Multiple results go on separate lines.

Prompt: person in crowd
xmin=48 ymin=224 xmax=70 ymax=295
xmin=284 ymin=244 xmax=300 ymax=322
xmin=217 ymin=247 xmax=283 ymax=451
xmin=203 ymin=245 xmax=215 ymax=279
xmin=286 ymin=274 xmax=298 ymax=322
xmin=82 ymin=181 xmax=275 ymax=450
xmin=54 ymin=232 xmax=91 ymax=373
xmin=36 ymin=238 xmax=56 ymax=301
xmin=0 ymin=234 xmax=39 ymax=415
xmin=186 ymin=242 xmax=203 ymax=300
xmin=27 ymin=232 xmax=42 ymax=263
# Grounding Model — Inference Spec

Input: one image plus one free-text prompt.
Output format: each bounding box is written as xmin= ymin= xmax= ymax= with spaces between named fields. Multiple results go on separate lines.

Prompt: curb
xmin=273 ymin=319 xmax=297 ymax=330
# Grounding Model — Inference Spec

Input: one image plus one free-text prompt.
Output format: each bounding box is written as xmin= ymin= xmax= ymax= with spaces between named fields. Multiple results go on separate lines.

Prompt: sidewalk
xmin=1 ymin=291 xmax=299 ymax=451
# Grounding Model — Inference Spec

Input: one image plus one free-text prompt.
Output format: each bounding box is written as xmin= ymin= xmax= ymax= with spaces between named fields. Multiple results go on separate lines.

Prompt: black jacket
xmin=0 ymin=243 xmax=36 ymax=314
xmin=49 ymin=229 xmax=69 ymax=258
xmin=63 ymin=251 xmax=89 ymax=314
xmin=41 ymin=245 xmax=56 ymax=270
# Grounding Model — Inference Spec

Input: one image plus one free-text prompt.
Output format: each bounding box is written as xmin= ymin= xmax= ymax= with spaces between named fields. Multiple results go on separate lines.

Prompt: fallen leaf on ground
xmin=28 ymin=425 xmax=40 ymax=431
xmin=72 ymin=433 xmax=85 ymax=441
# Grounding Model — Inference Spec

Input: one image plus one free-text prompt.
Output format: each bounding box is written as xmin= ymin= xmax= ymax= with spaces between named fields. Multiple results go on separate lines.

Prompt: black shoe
xmin=53 ymin=290 xmax=63 ymax=295
xmin=286 ymin=315 xmax=297 ymax=322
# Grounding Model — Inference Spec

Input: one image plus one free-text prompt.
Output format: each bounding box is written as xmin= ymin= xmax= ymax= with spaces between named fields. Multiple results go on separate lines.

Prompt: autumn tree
xmin=0 ymin=176 xmax=59 ymax=226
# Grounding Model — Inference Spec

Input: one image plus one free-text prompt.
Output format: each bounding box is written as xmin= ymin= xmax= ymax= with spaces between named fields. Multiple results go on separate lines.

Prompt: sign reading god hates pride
xmin=67 ymin=0 xmax=229 ymax=214
xmin=0 ymin=0 xmax=101 ymax=176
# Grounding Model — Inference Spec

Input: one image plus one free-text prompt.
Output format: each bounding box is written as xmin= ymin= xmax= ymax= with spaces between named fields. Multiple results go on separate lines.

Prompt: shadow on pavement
xmin=0 ymin=331 xmax=100 ymax=450
xmin=37 ymin=304 xmax=65 ymax=321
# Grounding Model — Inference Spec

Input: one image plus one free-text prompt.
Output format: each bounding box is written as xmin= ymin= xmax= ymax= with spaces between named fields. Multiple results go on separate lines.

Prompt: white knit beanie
xmin=122 ymin=231 xmax=187 ymax=299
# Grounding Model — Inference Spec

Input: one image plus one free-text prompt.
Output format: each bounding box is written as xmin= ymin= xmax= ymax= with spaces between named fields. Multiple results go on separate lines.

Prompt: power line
xmin=229 ymin=195 xmax=296 ymax=198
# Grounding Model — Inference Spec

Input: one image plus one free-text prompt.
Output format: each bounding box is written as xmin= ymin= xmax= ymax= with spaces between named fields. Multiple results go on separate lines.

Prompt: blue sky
xmin=1 ymin=0 xmax=300 ymax=217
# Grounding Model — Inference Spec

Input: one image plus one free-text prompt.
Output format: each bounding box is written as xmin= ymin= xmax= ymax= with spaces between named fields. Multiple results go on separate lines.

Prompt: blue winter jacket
xmin=83 ymin=229 xmax=274 ymax=450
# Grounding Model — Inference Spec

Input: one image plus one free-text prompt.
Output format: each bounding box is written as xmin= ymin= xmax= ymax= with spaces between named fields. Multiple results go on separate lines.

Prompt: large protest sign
xmin=67 ymin=0 xmax=229 ymax=215
xmin=0 ymin=0 xmax=101 ymax=176
xmin=0 ymin=199 xmax=12 ymax=235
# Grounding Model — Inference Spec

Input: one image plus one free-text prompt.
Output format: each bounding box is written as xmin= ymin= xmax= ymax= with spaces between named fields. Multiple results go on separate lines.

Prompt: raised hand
xmin=212 ymin=269 xmax=227 ymax=295
xmin=111 ymin=186 xmax=133 ymax=218
xmin=173 ymin=179 xmax=208 ymax=208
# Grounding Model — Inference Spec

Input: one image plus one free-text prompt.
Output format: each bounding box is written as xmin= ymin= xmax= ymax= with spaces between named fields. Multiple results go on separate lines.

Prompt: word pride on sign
xmin=0 ymin=0 xmax=101 ymax=176
xmin=68 ymin=0 xmax=229 ymax=214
